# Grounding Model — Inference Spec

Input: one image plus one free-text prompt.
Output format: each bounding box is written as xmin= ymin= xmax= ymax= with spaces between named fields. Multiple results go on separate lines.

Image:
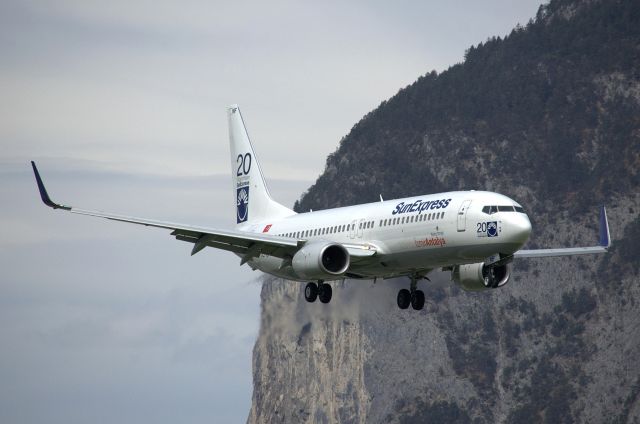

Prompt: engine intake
xmin=292 ymin=241 xmax=350 ymax=280
xmin=452 ymin=263 xmax=510 ymax=291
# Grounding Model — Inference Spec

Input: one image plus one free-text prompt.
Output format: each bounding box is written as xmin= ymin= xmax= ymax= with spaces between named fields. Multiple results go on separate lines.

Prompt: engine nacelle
xmin=452 ymin=263 xmax=510 ymax=291
xmin=291 ymin=241 xmax=350 ymax=280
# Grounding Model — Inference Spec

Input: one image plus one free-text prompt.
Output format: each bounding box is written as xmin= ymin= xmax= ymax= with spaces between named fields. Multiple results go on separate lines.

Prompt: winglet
xmin=599 ymin=205 xmax=611 ymax=248
xmin=30 ymin=161 xmax=71 ymax=210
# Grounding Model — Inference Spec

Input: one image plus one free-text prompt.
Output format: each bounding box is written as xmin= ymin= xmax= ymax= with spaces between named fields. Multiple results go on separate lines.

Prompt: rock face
xmin=248 ymin=0 xmax=640 ymax=422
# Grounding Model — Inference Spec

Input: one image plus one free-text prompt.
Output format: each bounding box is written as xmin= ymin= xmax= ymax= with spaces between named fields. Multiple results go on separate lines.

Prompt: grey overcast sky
xmin=1 ymin=1 xmax=543 ymax=422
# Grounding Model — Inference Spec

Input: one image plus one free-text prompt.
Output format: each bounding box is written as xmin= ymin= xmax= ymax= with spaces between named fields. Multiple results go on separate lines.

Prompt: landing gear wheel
xmin=397 ymin=289 xmax=411 ymax=309
xmin=318 ymin=283 xmax=332 ymax=304
xmin=304 ymin=282 xmax=318 ymax=302
xmin=411 ymin=290 xmax=425 ymax=310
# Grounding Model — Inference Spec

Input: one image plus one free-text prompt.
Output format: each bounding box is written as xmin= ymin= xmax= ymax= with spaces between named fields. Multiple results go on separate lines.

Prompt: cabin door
xmin=457 ymin=200 xmax=472 ymax=232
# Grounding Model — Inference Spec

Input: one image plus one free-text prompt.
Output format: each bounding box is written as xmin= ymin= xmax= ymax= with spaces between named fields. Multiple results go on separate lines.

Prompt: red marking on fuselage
xmin=263 ymin=224 xmax=272 ymax=233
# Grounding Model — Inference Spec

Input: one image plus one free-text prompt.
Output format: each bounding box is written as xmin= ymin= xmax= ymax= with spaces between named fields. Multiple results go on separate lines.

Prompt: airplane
xmin=31 ymin=105 xmax=611 ymax=311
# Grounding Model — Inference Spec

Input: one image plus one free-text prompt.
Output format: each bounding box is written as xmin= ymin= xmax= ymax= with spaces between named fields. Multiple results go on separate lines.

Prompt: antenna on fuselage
xmin=379 ymin=194 xmax=384 ymax=202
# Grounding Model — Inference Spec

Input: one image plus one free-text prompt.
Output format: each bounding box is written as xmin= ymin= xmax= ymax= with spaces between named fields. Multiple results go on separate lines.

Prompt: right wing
xmin=31 ymin=162 xmax=377 ymax=263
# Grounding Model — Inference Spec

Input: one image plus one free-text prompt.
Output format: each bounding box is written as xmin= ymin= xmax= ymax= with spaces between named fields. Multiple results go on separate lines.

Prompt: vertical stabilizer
xmin=228 ymin=105 xmax=294 ymax=227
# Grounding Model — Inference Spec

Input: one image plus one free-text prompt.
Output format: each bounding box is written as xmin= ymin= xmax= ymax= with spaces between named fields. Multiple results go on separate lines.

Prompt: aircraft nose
xmin=510 ymin=214 xmax=532 ymax=244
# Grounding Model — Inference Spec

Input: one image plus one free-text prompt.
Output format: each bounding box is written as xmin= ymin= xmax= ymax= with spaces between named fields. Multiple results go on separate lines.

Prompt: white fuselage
xmin=242 ymin=190 xmax=532 ymax=281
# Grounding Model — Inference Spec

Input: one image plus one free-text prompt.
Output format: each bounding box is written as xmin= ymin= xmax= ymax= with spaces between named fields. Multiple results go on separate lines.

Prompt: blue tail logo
xmin=237 ymin=186 xmax=249 ymax=223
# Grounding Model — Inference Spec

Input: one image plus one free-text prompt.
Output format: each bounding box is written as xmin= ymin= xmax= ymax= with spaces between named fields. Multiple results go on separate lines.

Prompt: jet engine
xmin=452 ymin=263 xmax=510 ymax=291
xmin=292 ymin=241 xmax=350 ymax=280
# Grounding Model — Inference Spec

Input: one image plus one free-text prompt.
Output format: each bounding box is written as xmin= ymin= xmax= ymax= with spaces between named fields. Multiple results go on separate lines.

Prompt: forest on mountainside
xmin=249 ymin=1 xmax=640 ymax=422
xmin=295 ymin=0 xmax=639 ymax=217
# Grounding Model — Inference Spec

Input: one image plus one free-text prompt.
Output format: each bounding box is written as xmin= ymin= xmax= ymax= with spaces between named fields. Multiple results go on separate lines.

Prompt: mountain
xmin=248 ymin=0 xmax=640 ymax=422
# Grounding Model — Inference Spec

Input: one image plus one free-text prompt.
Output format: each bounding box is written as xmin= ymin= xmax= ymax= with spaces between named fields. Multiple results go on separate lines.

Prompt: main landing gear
xmin=397 ymin=275 xmax=425 ymax=311
xmin=304 ymin=281 xmax=332 ymax=304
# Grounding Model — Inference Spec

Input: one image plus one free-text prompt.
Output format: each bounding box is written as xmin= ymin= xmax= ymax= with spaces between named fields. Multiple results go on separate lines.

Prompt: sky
xmin=0 ymin=1 xmax=543 ymax=422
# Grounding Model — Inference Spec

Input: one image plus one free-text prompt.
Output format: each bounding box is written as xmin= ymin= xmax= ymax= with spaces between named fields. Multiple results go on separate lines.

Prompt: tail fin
xmin=228 ymin=105 xmax=294 ymax=227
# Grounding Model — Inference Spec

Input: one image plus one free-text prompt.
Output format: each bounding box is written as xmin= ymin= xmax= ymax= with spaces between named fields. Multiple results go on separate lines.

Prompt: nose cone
xmin=510 ymin=214 xmax=532 ymax=245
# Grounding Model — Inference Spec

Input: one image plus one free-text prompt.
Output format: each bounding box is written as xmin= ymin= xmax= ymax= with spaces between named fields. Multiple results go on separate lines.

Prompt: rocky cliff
xmin=248 ymin=0 xmax=640 ymax=422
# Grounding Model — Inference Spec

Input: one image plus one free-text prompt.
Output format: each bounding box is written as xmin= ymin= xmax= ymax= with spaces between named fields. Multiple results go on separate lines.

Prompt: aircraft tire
xmin=318 ymin=283 xmax=332 ymax=303
xmin=397 ymin=289 xmax=411 ymax=309
xmin=304 ymin=282 xmax=318 ymax=302
xmin=411 ymin=290 xmax=425 ymax=310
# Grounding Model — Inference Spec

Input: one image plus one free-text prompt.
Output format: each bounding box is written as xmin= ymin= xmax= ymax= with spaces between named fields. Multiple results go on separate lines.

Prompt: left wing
xmin=31 ymin=162 xmax=376 ymax=262
xmin=513 ymin=206 xmax=610 ymax=259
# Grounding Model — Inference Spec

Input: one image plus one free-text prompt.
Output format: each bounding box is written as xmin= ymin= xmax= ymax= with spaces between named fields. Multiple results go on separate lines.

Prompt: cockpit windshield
xmin=482 ymin=205 xmax=525 ymax=214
